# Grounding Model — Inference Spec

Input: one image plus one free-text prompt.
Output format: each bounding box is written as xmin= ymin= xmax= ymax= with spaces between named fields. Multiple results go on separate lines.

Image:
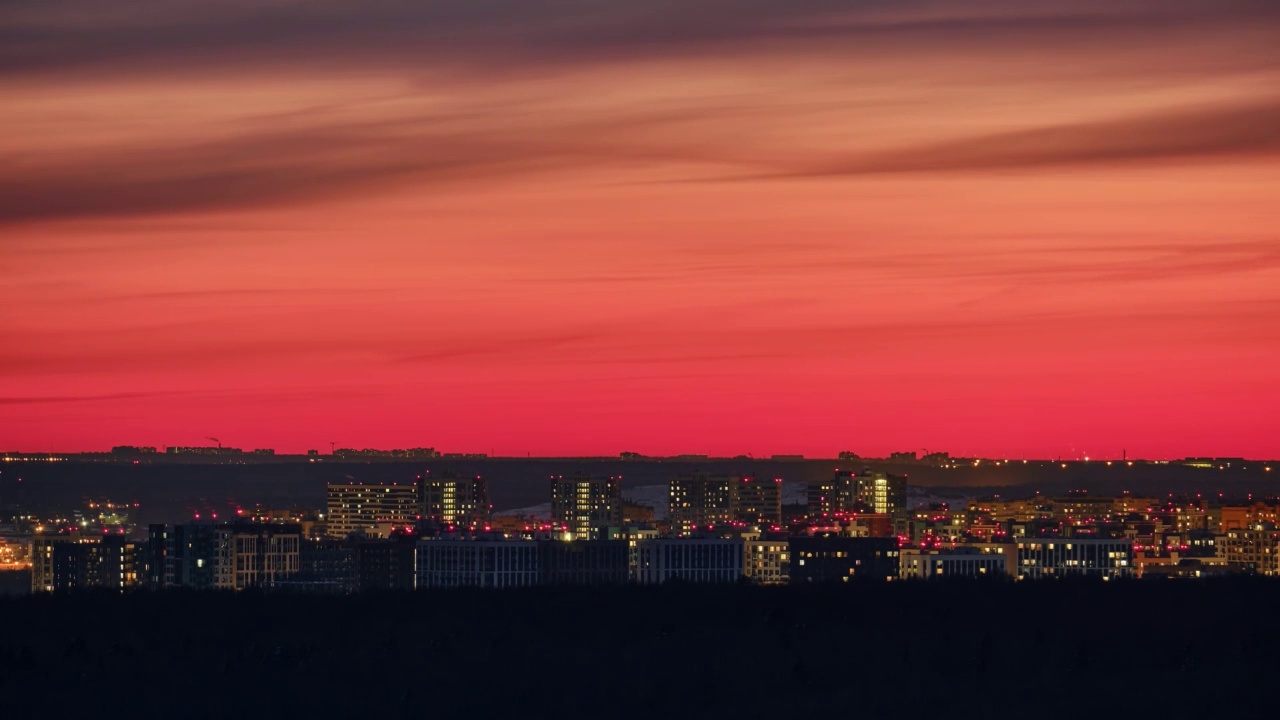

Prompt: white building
xmin=416 ymin=539 xmax=539 ymax=589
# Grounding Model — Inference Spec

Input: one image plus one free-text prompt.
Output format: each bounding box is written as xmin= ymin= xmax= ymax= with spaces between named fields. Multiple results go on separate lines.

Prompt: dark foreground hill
xmin=1 ymin=579 xmax=1276 ymax=718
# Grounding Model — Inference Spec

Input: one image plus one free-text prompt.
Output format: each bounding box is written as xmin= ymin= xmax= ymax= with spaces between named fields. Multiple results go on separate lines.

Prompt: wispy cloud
xmin=767 ymin=100 xmax=1280 ymax=178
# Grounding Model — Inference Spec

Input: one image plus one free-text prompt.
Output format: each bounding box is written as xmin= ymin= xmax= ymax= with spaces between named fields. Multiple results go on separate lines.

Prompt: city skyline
xmin=5 ymin=3 xmax=1280 ymax=715
xmin=4 ymin=1 xmax=1279 ymax=458
xmin=5 ymin=445 xmax=1278 ymax=463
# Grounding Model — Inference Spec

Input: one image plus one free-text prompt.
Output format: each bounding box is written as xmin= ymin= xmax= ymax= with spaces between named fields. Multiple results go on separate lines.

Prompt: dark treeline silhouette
xmin=0 ymin=578 xmax=1276 ymax=718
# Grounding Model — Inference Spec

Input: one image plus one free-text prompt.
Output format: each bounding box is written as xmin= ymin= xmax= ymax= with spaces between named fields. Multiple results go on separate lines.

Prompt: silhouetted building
xmin=43 ymin=535 xmax=137 ymax=592
xmin=538 ymin=539 xmax=629 ymax=585
xmin=789 ymin=535 xmax=899 ymax=583
xmin=333 ymin=447 xmax=438 ymax=459
xmin=325 ymin=482 xmax=418 ymax=538
xmin=213 ymin=523 xmax=301 ymax=590
xmin=550 ymin=474 xmax=622 ymax=541
xmin=166 ymin=446 xmax=243 ymax=456
xmin=354 ymin=535 xmax=417 ymax=591
xmin=150 ymin=523 xmax=218 ymax=589
xmin=110 ymin=445 xmax=157 ymax=456
xmin=293 ymin=538 xmax=355 ymax=593
xmin=419 ymin=472 xmax=491 ymax=528
xmin=733 ymin=476 xmax=782 ymax=525
xmin=633 ymin=538 xmax=745 ymax=584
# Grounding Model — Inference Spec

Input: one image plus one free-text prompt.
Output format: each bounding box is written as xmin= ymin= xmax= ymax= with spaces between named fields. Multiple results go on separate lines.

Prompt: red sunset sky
xmin=2 ymin=0 xmax=1278 ymax=458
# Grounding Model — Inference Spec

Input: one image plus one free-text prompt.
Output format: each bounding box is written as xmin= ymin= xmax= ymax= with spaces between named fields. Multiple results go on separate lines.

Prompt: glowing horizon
xmin=3 ymin=1 xmax=1279 ymax=458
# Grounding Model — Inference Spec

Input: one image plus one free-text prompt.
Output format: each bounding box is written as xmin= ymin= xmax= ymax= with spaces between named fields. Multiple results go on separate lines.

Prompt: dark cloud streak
xmin=4 ymin=0 xmax=1279 ymax=78
xmin=753 ymin=100 xmax=1280 ymax=179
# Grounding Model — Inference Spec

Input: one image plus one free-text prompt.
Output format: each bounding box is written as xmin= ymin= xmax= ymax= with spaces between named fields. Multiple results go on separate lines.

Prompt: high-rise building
xmin=853 ymin=471 xmax=906 ymax=515
xmin=808 ymin=470 xmax=907 ymax=517
xmin=30 ymin=533 xmax=76 ymax=593
xmin=732 ymin=476 xmax=783 ymax=526
xmin=213 ymin=524 xmax=301 ymax=590
xmin=550 ymin=474 xmax=623 ymax=541
xmin=1219 ymin=525 xmax=1280 ymax=575
xmin=419 ymin=472 xmax=491 ymax=528
xmin=49 ymin=535 xmax=138 ymax=591
xmin=325 ymin=482 xmax=418 ymax=538
xmin=32 ymin=533 xmax=138 ymax=592
xmin=669 ymin=474 xmax=735 ymax=535
xmin=158 ymin=523 xmax=218 ymax=589
xmin=145 ymin=520 xmax=217 ymax=589
xmin=669 ymin=474 xmax=785 ymax=534
xmin=1015 ymin=537 xmax=1133 ymax=579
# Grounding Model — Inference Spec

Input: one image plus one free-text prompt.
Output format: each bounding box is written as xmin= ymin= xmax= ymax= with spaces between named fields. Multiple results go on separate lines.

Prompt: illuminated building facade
xmin=669 ymin=474 xmax=781 ymax=534
xmin=1219 ymin=526 xmax=1280 ymax=575
xmin=30 ymin=534 xmax=76 ymax=593
xmin=1220 ymin=502 xmax=1280 ymax=532
xmin=550 ymin=474 xmax=623 ymax=540
xmin=808 ymin=471 xmax=907 ymax=517
xmin=899 ymin=549 xmax=1006 ymax=579
xmin=744 ymin=539 xmax=790 ymax=585
xmin=669 ymin=474 xmax=735 ymax=535
xmin=31 ymin=533 xmax=137 ymax=592
xmin=1015 ymin=538 xmax=1133 ymax=579
xmin=419 ymin=472 xmax=491 ymax=528
xmin=325 ymin=482 xmax=418 ymax=538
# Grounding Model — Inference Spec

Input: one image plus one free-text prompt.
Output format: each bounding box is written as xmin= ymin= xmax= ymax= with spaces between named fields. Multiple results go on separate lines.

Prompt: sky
xmin=2 ymin=0 xmax=1279 ymax=458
